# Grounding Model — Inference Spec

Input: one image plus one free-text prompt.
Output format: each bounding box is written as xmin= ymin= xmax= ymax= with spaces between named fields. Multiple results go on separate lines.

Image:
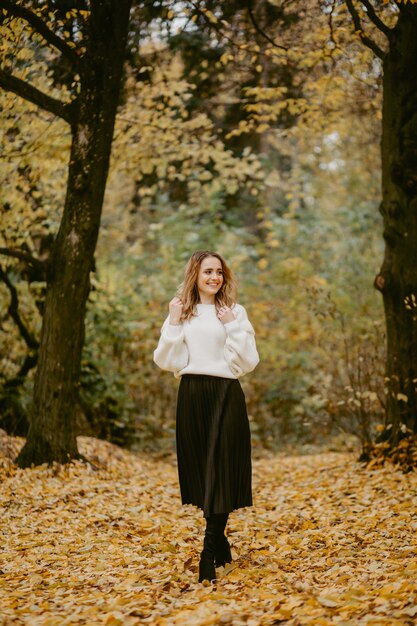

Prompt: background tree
xmin=342 ymin=0 xmax=417 ymax=451
xmin=0 ymin=0 xmax=132 ymax=466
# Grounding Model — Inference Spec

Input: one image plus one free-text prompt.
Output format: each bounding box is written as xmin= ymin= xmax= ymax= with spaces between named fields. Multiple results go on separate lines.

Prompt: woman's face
xmin=197 ymin=256 xmax=224 ymax=302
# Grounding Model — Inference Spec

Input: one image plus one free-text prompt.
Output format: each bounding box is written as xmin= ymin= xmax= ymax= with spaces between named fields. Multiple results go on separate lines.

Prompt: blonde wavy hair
xmin=178 ymin=250 xmax=237 ymax=320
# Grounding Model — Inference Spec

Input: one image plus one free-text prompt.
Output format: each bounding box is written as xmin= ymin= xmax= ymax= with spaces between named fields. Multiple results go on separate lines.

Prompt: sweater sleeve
xmin=153 ymin=316 xmax=189 ymax=375
xmin=223 ymin=305 xmax=259 ymax=377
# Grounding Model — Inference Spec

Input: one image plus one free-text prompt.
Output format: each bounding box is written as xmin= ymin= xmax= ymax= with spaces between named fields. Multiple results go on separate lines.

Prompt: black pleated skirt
xmin=176 ymin=374 xmax=252 ymax=517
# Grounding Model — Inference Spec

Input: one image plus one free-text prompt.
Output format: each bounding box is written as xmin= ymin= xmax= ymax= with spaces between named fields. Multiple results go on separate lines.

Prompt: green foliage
xmin=83 ymin=142 xmax=384 ymax=453
xmin=0 ymin=0 xmax=387 ymax=452
xmin=80 ymin=289 xmax=137 ymax=447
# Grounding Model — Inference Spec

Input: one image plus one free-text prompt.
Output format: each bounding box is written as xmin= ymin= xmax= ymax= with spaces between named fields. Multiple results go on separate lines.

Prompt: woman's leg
xmin=212 ymin=513 xmax=232 ymax=567
xmin=199 ymin=515 xmax=217 ymax=582
xmin=199 ymin=512 xmax=231 ymax=582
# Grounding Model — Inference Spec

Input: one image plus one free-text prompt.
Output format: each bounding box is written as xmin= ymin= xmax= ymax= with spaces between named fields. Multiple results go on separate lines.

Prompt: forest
xmin=2 ymin=0 xmax=411 ymax=463
xmin=1 ymin=1 xmax=417 ymax=623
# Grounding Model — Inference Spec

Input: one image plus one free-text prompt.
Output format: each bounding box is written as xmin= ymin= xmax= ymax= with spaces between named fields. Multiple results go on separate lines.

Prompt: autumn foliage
xmin=0 ymin=0 xmax=385 ymax=456
xmin=1 ymin=0 xmax=417 ymax=465
xmin=1 ymin=432 xmax=417 ymax=625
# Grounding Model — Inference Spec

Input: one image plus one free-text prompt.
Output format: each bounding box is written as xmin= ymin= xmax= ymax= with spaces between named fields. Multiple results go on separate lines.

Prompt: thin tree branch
xmin=0 ymin=69 xmax=75 ymax=124
xmin=0 ymin=0 xmax=80 ymax=66
xmin=328 ymin=0 xmax=338 ymax=49
xmin=324 ymin=0 xmax=340 ymax=71
xmin=188 ymin=1 xmax=288 ymax=60
xmin=361 ymin=0 xmax=392 ymax=38
xmin=345 ymin=0 xmax=386 ymax=59
xmin=0 ymin=266 xmax=39 ymax=350
xmin=247 ymin=0 xmax=288 ymax=51
xmin=0 ymin=118 xmax=56 ymax=161
xmin=4 ymin=351 xmax=39 ymax=391
xmin=0 ymin=247 xmax=47 ymax=273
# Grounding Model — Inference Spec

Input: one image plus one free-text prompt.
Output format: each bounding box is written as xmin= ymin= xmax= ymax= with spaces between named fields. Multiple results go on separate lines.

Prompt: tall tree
xmin=344 ymin=0 xmax=417 ymax=446
xmin=0 ymin=0 xmax=132 ymax=466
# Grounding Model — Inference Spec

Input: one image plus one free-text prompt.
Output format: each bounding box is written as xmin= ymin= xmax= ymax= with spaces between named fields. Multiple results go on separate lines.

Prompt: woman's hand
xmin=169 ymin=297 xmax=183 ymax=325
xmin=217 ymin=306 xmax=236 ymax=324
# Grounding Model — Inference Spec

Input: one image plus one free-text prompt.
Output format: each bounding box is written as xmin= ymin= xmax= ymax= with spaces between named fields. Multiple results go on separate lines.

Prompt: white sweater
xmin=153 ymin=303 xmax=259 ymax=379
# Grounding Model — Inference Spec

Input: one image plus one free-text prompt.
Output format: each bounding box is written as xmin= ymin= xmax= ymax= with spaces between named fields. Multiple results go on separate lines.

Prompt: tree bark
xmin=16 ymin=1 xmax=132 ymax=467
xmin=378 ymin=5 xmax=417 ymax=443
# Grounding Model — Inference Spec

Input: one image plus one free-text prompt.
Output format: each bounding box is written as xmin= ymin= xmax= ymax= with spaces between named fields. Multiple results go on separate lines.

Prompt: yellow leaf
xmin=317 ymin=595 xmax=339 ymax=607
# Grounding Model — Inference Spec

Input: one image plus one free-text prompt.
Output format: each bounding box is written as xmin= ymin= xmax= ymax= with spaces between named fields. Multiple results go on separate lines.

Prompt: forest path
xmin=1 ymin=434 xmax=416 ymax=626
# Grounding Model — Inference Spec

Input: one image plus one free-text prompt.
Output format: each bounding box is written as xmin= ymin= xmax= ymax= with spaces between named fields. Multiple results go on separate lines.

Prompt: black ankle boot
xmin=198 ymin=550 xmax=216 ymax=583
xmin=198 ymin=516 xmax=218 ymax=583
xmin=215 ymin=535 xmax=232 ymax=568
xmin=209 ymin=513 xmax=231 ymax=568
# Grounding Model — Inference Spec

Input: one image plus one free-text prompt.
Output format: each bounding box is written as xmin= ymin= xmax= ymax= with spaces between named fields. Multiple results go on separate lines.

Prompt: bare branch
xmin=0 ymin=0 xmax=80 ymax=66
xmin=0 ymin=69 xmax=75 ymax=124
xmin=187 ymin=1 xmax=287 ymax=59
xmin=0 ymin=266 xmax=39 ymax=350
xmin=0 ymin=247 xmax=47 ymax=273
xmin=324 ymin=0 xmax=340 ymax=71
xmin=247 ymin=0 xmax=288 ymax=51
xmin=328 ymin=0 xmax=338 ymax=49
xmin=345 ymin=0 xmax=386 ymax=59
xmin=361 ymin=0 xmax=392 ymax=38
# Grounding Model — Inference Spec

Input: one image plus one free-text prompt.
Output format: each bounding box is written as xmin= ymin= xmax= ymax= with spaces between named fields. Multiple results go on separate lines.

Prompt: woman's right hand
xmin=169 ymin=297 xmax=183 ymax=325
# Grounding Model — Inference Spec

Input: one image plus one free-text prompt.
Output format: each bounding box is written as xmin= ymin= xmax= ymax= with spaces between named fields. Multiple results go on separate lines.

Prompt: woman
xmin=153 ymin=250 xmax=259 ymax=583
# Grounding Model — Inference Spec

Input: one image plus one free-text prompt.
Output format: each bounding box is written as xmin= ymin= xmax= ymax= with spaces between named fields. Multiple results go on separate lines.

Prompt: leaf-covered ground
xmin=1 ymin=433 xmax=417 ymax=626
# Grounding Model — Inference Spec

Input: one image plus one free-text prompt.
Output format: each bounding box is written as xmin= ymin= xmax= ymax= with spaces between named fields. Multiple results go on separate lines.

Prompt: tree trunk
xmin=16 ymin=1 xmax=132 ymax=467
xmin=378 ymin=5 xmax=417 ymax=444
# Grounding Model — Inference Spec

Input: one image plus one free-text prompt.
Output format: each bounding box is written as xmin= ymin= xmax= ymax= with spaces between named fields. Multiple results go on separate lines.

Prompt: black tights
xmin=205 ymin=513 xmax=228 ymax=536
xmin=202 ymin=513 xmax=229 ymax=555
